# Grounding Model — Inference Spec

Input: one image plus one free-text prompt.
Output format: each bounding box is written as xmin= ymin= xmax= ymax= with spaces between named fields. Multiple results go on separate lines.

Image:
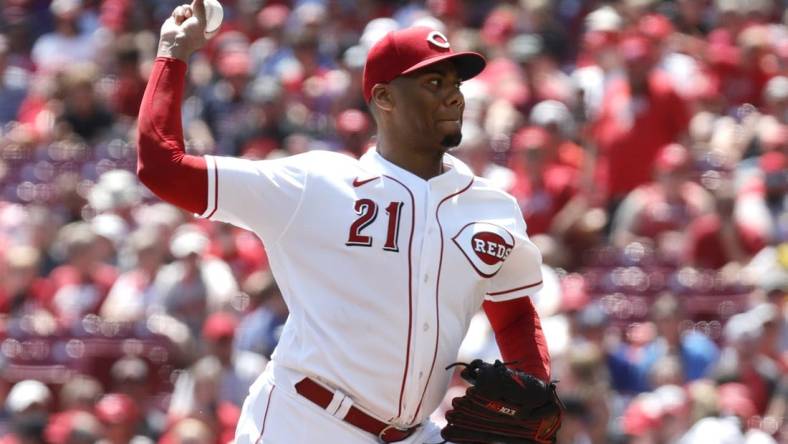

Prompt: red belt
xmin=294 ymin=377 xmax=418 ymax=443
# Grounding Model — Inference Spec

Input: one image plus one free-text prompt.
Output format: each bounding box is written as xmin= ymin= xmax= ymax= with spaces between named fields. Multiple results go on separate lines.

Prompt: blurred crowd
xmin=0 ymin=0 xmax=786 ymax=443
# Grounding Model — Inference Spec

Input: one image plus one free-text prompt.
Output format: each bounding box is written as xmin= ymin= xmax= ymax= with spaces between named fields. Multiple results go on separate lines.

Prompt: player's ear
xmin=370 ymin=84 xmax=394 ymax=113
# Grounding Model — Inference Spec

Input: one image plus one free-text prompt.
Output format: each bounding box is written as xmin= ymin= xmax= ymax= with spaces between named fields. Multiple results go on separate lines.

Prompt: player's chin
xmin=440 ymin=133 xmax=462 ymax=149
xmin=439 ymin=129 xmax=463 ymax=149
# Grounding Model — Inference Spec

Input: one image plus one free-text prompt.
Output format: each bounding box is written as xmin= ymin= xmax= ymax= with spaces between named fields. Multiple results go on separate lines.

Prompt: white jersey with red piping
xmin=197 ymin=147 xmax=543 ymax=427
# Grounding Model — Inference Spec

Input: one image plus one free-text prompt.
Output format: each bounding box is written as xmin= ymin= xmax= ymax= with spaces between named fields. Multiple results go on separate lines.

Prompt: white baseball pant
xmin=234 ymin=363 xmax=452 ymax=444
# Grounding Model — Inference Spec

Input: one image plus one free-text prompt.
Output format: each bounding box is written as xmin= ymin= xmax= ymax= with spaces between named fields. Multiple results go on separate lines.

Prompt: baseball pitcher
xmin=137 ymin=1 xmax=562 ymax=442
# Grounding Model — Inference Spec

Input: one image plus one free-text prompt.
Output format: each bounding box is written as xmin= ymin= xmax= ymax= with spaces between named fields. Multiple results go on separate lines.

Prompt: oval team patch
xmin=452 ymin=222 xmax=515 ymax=277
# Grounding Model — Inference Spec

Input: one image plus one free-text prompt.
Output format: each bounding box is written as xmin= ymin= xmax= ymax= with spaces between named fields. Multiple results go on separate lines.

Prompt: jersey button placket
xmin=407 ymin=269 xmax=433 ymax=420
xmin=397 ymin=185 xmax=428 ymax=423
xmin=405 ymin=196 xmax=441 ymax=422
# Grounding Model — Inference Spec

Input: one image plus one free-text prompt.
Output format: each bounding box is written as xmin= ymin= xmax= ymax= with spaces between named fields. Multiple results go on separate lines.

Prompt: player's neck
xmin=376 ymin=139 xmax=444 ymax=181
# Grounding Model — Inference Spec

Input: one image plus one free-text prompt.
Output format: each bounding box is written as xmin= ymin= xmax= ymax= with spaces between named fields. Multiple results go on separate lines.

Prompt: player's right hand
xmin=157 ymin=0 xmax=212 ymax=62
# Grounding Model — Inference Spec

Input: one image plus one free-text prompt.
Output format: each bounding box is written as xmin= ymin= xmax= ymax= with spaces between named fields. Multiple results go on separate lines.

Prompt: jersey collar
xmin=360 ymin=147 xmax=474 ymax=194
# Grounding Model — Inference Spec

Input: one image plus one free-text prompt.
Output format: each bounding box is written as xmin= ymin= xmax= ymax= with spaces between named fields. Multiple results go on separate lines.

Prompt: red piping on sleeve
xmin=483 ymin=297 xmax=551 ymax=382
xmin=137 ymin=57 xmax=208 ymax=214
xmin=487 ymin=280 xmax=543 ymax=296
xmin=204 ymin=156 xmax=218 ymax=219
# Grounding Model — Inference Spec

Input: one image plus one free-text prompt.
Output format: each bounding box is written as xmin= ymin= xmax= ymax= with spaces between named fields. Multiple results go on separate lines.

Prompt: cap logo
xmin=427 ymin=31 xmax=450 ymax=49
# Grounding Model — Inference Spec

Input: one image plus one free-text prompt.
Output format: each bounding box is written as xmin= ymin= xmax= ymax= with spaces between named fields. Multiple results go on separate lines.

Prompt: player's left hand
xmin=440 ymin=359 xmax=563 ymax=444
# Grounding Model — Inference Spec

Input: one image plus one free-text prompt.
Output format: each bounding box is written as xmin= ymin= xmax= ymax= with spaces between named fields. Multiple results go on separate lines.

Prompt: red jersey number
xmin=346 ymin=199 xmax=378 ymax=246
xmin=383 ymin=201 xmax=404 ymax=251
xmin=346 ymin=199 xmax=403 ymax=251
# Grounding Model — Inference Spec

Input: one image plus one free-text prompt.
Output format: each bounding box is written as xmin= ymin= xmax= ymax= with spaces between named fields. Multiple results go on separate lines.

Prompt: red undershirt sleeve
xmin=136 ymin=57 xmax=207 ymax=214
xmin=482 ymin=297 xmax=551 ymax=382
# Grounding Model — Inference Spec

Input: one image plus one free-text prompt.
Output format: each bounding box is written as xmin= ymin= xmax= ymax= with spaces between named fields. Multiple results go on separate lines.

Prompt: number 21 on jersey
xmin=346 ymin=199 xmax=404 ymax=252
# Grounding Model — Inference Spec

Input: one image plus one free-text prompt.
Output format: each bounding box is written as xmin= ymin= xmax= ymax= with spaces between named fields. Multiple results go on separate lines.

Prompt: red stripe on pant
xmin=254 ymin=384 xmax=276 ymax=444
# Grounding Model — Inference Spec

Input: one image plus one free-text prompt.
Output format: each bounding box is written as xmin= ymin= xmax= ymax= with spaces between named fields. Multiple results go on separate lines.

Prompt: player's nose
xmin=445 ymin=84 xmax=464 ymax=111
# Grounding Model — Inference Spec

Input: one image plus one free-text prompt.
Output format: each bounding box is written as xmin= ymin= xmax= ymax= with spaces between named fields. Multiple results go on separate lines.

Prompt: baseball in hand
xmin=204 ymin=0 xmax=223 ymax=34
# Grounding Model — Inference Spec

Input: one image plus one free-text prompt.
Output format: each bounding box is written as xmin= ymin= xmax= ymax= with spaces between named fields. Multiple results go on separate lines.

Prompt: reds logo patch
xmin=452 ymin=222 xmax=515 ymax=277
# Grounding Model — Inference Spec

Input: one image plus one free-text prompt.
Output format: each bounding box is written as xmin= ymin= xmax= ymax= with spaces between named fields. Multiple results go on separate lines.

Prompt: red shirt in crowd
xmin=0 ymin=278 xmax=51 ymax=315
xmin=686 ymin=214 xmax=766 ymax=269
xmin=592 ymin=71 xmax=690 ymax=200
xmin=509 ymin=164 xmax=579 ymax=235
xmin=629 ymin=182 xmax=709 ymax=239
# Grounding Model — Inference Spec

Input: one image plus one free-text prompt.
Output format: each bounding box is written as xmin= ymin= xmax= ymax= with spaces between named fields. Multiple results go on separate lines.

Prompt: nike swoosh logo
xmin=352 ymin=176 xmax=379 ymax=187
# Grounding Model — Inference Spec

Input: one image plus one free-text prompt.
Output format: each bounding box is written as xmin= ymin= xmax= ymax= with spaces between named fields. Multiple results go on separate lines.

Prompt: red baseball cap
xmin=202 ymin=312 xmax=239 ymax=341
xmin=622 ymin=396 xmax=662 ymax=437
xmin=717 ymin=383 xmax=757 ymax=419
xmin=655 ymin=143 xmax=691 ymax=173
xmin=638 ymin=14 xmax=673 ymax=41
xmin=760 ymin=150 xmax=785 ymax=174
xmin=619 ymin=35 xmax=654 ymax=62
xmin=362 ymin=26 xmax=486 ymax=102
xmin=95 ymin=393 xmax=139 ymax=425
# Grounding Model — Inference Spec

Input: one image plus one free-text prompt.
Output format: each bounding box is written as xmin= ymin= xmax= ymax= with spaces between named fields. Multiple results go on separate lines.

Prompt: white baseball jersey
xmin=197 ymin=148 xmax=543 ymax=428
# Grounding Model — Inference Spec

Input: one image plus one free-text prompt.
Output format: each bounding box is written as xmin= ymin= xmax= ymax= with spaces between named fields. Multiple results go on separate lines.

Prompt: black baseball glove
xmin=441 ymin=359 xmax=563 ymax=444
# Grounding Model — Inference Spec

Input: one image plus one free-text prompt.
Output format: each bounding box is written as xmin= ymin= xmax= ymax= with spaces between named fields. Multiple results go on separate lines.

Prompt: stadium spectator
xmin=528 ymin=99 xmax=584 ymax=171
xmin=95 ymin=393 xmax=149 ymax=444
xmin=3 ymin=380 xmax=52 ymax=444
xmin=89 ymin=213 xmax=128 ymax=266
xmin=108 ymin=34 xmax=147 ymax=120
xmin=87 ymin=170 xmax=143 ymax=224
xmin=43 ymin=410 xmax=103 ymax=444
xmin=168 ymin=356 xmax=224 ymax=428
xmin=47 ymin=221 xmax=118 ymax=327
xmin=716 ymin=306 xmax=782 ymax=416
xmin=149 ymin=225 xmax=237 ymax=335
xmin=611 ymin=143 xmax=714 ymax=247
xmin=201 ymin=311 xmax=265 ymax=407
xmin=452 ymin=122 xmax=515 ymax=190
xmin=0 ymin=245 xmax=51 ymax=317
xmin=233 ymin=270 xmax=287 ymax=360
xmin=204 ymin=222 xmax=267 ymax=284
xmin=334 ymin=108 xmax=373 ymax=158
xmin=107 ymin=357 xmax=165 ymax=440
xmin=686 ymin=178 xmax=767 ymax=268
xmin=509 ymin=125 xmax=580 ymax=234
xmin=197 ymin=35 xmax=256 ymax=156
xmin=100 ymin=226 xmax=167 ymax=323
xmin=58 ymin=375 xmax=103 ymax=413
xmin=57 ymin=63 xmax=115 ymax=143
xmin=608 ymin=293 xmax=719 ymax=394
xmin=30 ymin=0 xmax=100 ymax=73
xmin=591 ymin=35 xmax=691 ymax=206
xmin=0 ymin=34 xmax=29 ymax=124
